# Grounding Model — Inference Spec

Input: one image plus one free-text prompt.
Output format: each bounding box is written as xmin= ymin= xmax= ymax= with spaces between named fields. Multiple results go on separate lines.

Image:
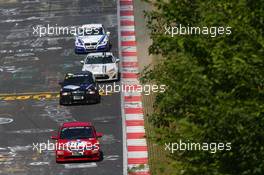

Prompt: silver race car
xmin=75 ymin=24 xmax=111 ymax=54
xmin=81 ymin=52 xmax=120 ymax=81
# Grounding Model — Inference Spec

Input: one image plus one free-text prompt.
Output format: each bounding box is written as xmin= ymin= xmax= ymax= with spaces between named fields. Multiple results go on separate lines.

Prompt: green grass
xmin=143 ymin=94 xmax=175 ymax=175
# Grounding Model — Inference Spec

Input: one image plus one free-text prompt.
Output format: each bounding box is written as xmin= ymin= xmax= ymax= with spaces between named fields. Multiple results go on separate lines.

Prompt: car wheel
xmin=59 ymin=99 xmax=64 ymax=105
xmin=96 ymin=150 xmax=103 ymax=162
xmin=107 ymin=43 xmax=111 ymax=51
xmin=116 ymin=72 xmax=120 ymax=82
xmin=97 ymin=95 xmax=101 ymax=103
xmin=74 ymin=49 xmax=79 ymax=54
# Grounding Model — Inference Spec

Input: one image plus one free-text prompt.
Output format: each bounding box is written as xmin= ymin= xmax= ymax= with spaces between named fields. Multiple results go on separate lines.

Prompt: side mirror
xmin=80 ymin=60 xmax=84 ymax=64
xmin=96 ymin=132 xmax=103 ymax=138
xmin=58 ymin=81 xmax=63 ymax=86
xmin=51 ymin=135 xmax=58 ymax=140
xmin=72 ymin=32 xmax=77 ymax=37
xmin=106 ymin=31 xmax=110 ymax=36
xmin=116 ymin=58 xmax=120 ymax=63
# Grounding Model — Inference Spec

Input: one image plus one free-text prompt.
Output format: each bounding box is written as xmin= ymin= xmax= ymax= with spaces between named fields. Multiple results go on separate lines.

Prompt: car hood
xmin=77 ymin=35 xmax=105 ymax=44
xmin=82 ymin=63 xmax=116 ymax=74
xmin=62 ymin=84 xmax=93 ymax=91
xmin=57 ymin=139 xmax=99 ymax=150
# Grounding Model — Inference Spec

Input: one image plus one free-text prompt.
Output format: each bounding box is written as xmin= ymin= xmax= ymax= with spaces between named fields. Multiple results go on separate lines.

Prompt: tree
xmin=142 ymin=0 xmax=264 ymax=174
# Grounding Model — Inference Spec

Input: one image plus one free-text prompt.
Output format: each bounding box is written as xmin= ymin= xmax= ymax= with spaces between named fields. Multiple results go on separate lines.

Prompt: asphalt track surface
xmin=0 ymin=0 xmax=122 ymax=174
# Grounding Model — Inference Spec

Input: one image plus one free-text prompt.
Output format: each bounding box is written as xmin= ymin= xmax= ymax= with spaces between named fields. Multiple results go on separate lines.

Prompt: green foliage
xmin=142 ymin=0 xmax=264 ymax=174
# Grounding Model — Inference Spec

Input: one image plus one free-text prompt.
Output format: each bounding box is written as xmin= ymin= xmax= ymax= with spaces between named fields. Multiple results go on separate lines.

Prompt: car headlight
xmin=101 ymin=41 xmax=107 ymax=45
xmin=87 ymin=88 xmax=96 ymax=94
xmin=91 ymin=149 xmax=99 ymax=154
xmin=75 ymin=39 xmax=84 ymax=47
xmin=108 ymin=68 xmax=116 ymax=74
xmin=57 ymin=150 xmax=64 ymax=155
xmin=91 ymin=145 xmax=99 ymax=153
xmin=98 ymin=37 xmax=108 ymax=46
xmin=61 ymin=92 xmax=70 ymax=96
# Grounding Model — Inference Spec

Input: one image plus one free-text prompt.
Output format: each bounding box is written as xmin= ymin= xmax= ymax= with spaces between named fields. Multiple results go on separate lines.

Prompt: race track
xmin=0 ymin=0 xmax=123 ymax=174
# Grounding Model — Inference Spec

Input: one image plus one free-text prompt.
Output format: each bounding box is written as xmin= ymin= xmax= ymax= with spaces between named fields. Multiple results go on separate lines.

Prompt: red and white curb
xmin=118 ymin=0 xmax=150 ymax=175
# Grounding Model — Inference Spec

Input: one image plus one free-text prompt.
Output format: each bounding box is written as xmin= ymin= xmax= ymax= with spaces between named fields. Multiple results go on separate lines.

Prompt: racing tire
xmin=113 ymin=72 xmax=120 ymax=82
xmin=96 ymin=95 xmax=101 ymax=104
xmin=59 ymin=99 xmax=64 ymax=106
xmin=59 ymin=99 xmax=70 ymax=106
xmin=106 ymin=43 xmax=111 ymax=51
xmin=95 ymin=150 xmax=104 ymax=162
xmin=56 ymin=160 xmax=62 ymax=164
xmin=117 ymin=72 xmax=120 ymax=81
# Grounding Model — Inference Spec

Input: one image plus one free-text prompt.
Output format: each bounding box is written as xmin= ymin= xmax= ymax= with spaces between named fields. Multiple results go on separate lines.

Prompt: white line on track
xmin=127 ymin=139 xmax=147 ymax=146
xmin=120 ymin=5 xmax=134 ymax=11
xmin=128 ymin=151 xmax=148 ymax=158
xmin=126 ymin=126 xmax=145 ymax=133
xmin=125 ymin=114 xmax=144 ymax=120
xmin=64 ymin=163 xmax=98 ymax=169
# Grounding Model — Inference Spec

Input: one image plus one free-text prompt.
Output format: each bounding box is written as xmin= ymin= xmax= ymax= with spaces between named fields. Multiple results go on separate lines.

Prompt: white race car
xmin=75 ymin=24 xmax=111 ymax=54
xmin=81 ymin=52 xmax=120 ymax=81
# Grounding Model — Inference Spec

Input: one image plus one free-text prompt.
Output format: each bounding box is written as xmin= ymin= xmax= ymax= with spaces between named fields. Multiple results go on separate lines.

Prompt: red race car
xmin=51 ymin=121 xmax=103 ymax=163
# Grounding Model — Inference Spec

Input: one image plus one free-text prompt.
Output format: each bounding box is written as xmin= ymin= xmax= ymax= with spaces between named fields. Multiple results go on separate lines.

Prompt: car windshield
xmin=85 ymin=55 xmax=114 ymax=64
xmin=64 ymin=75 xmax=94 ymax=85
xmin=78 ymin=27 xmax=104 ymax=36
xmin=60 ymin=127 xmax=94 ymax=139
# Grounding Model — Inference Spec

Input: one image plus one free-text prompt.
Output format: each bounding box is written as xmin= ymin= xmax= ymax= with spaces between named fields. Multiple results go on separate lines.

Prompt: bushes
xmin=142 ymin=0 xmax=264 ymax=174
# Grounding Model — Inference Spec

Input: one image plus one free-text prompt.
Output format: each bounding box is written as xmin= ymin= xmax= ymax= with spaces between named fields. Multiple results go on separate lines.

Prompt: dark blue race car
xmin=59 ymin=72 xmax=100 ymax=105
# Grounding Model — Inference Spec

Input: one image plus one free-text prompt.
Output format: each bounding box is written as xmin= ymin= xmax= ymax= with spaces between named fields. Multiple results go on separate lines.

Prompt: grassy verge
xmin=141 ymin=55 xmax=174 ymax=174
xmin=134 ymin=0 xmax=174 ymax=173
xmin=143 ymin=93 xmax=176 ymax=175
